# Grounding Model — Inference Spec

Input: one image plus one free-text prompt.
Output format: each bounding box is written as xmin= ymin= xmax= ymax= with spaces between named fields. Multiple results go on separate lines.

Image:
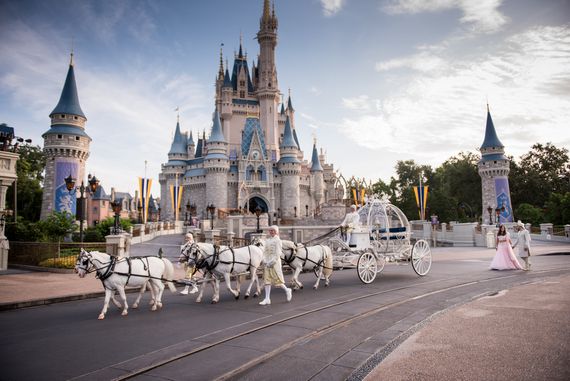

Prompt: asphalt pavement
xmin=1 ymin=235 xmax=569 ymax=380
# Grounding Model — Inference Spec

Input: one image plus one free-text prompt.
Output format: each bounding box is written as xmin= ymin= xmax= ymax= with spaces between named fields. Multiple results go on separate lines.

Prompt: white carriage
xmin=328 ymin=196 xmax=432 ymax=284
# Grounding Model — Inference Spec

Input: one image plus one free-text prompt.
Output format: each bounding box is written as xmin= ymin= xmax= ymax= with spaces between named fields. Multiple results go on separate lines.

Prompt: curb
xmin=0 ymin=292 xmax=106 ymax=311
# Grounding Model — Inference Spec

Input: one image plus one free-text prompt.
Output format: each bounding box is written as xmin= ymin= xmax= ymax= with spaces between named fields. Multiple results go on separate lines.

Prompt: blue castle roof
xmin=42 ymin=124 xmax=91 ymax=140
xmin=280 ymin=115 xmax=297 ymax=148
xmin=242 ymin=117 xmax=267 ymax=158
xmin=310 ymin=144 xmax=323 ymax=171
xmin=168 ymin=121 xmax=187 ymax=155
xmin=480 ymin=109 xmax=504 ymax=150
xmin=208 ymin=109 xmax=226 ymax=143
xmin=50 ymin=61 xmax=86 ymax=118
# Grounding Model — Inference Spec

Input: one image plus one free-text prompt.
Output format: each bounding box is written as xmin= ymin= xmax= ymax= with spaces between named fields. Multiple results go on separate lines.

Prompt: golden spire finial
xmin=312 ymin=133 xmax=317 ymax=146
xmin=175 ymin=106 xmax=180 ymax=123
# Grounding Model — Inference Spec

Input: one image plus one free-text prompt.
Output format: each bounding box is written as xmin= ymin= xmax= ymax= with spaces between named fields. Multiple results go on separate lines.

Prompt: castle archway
xmin=245 ymin=196 xmax=268 ymax=214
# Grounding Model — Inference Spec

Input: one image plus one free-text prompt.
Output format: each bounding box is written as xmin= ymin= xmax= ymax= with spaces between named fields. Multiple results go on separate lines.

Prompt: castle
xmin=159 ymin=0 xmax=338 ymax=222
xmin=478 ymin=105 xmax=514 ymax=224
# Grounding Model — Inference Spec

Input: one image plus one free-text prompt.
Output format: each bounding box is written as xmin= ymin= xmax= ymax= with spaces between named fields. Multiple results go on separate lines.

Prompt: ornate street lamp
xmin=294 ymin=206 xmax=297 ymax=218
xmin=255 ymin=206 xmax=262 ymax=233
xmin=137 ymin=201 xmax=142 ymax=224
xmin=110 ymin=200 xmax=123 ymax=234
xmin=487 ymin=206 xmax=493 ymax=225
xmin=64 ymin=173 xmax=100 ymax=243
xmin=207 ymin=203 xmax=216 ymax=230
xmin=305 ymin=204 xmax=309 ymax=217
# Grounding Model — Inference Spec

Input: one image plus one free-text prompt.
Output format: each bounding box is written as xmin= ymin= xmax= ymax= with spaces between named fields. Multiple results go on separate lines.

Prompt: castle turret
xmin=278 ymin=115 xmax=300 ymax=218
xmin=159 ymin=117 xmax=187 ymax=221
xmin=256 ymin=0 xmax=280 ymax=154
xmin=205 ymin=109 xmax=229 ymax=210
xmin=478 ymin=105 xmax=513 ymax=224
xmin=187 ymin=131 xmax=195 ymax=159
xmin=310 ymin=142 xmax=324 ymax=207
xmin=41 ymin=54 xmax=91 ymax=219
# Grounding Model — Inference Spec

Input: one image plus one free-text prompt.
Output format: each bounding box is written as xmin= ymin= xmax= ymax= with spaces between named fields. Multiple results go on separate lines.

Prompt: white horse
xmin=75 ymin=249 xmax=176 ymax=319
xmin=280 ymin=240 xmax=333 ymax=290
xmin=181 ymin=242 xmax=263 ymax=304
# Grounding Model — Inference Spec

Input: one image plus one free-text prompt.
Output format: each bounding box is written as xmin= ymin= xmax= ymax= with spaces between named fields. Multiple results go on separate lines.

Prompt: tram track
xmin=70 ymin=266 xmax=570 ymax=381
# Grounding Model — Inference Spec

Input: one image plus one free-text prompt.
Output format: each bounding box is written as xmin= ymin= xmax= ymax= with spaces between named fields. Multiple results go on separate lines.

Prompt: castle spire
xmin=310 ymin=142 xmax=323 ymax=172
xmin=50 ymin=53 xmax=85 ymax=118
xmin=480 ymin=105 xmax=504 ymax=150
xmin=218 ymin=43 xmax=224 ymax=79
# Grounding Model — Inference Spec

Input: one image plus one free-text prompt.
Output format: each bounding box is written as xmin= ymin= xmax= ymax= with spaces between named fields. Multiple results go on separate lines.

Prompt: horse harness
xmin=193 ymin=245 xmax=254 ymax=274
xmin=80 ymin=254 xmax=167 ymax=289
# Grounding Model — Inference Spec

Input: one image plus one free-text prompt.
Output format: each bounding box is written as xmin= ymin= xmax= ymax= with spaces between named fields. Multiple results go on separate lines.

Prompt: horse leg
xmin=99 ymin=289 xmax=113 ymax=320
xmin=132 ymin=282 xmax=149 ymax=309
xmin=152 ymin=281 xmax=165 ymax=310
xmin=293 ymin=267 xmax=303 ymax=289
xmin=212 ymin=278 xmax=221 ymax=304
xmin=313 ymin=266 xmax=323 ymax=290
xmin=117 ymin=287 xmax=129 ymax=316
xmin=196 ymin=274 xmax=209 ymax=303
xmin=111 ymin=292 xmax=123 ymax=309
xmin=244 ymin=268 xmax=257 ymax=299
xmin=224 ymin=273 xmax=239 ymax=300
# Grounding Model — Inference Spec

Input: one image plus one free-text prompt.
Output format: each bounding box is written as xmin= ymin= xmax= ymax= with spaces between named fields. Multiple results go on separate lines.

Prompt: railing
xmin=8 ymin=242 xmax=110 ymax=269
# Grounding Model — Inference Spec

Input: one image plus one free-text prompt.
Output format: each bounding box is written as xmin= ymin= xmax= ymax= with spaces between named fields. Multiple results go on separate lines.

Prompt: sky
xmin=1 ymin=0 xmax=569 ymax=197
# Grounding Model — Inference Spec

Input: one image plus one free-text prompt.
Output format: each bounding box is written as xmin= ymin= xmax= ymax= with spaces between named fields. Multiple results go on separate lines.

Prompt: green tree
xmin=515 ymin=203 xmax=544 ymax=226
xmin=510 ymin=143 xmax=570 ymax=209
xmin=5 ymin=144 xmax=45 ymax=221
xmin=37 ymin=211 xmax=77 ymax=242
xmin=544 ymin=192 xmax=570 ymax=225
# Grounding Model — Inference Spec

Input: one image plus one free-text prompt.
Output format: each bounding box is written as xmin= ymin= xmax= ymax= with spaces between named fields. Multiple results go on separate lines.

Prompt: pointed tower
xmin=257 ymin=0 xmax=280 ymax=155
xmin=478 ymin=105 xmax=513 ymax=224
xmin=278 ymin=115 xmax=301 ymax=218
xmin=205 ymin=109 xmax=230 ymax=210
xmin=41 ymin=54 xmax=91 ymax=219
xmin=159 ymin=117 xmax=187 ymax=221
xmin=310 ymin=141 xmax=324 ymax=208
xmin=187 ymin=131 xmax=195 ymax=159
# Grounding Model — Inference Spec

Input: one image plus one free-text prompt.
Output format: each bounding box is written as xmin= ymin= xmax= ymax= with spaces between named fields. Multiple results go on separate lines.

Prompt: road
xmin=0 ymin=236 xmax=569 ymax=381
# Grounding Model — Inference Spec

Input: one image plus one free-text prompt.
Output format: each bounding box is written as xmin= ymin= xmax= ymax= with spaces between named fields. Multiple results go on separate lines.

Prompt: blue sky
xmin=1 ymin=0 xmax=569 ymax=196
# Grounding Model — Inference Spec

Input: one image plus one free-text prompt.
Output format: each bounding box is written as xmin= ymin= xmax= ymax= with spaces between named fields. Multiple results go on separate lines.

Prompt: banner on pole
xmin=413 ymin=186 xmax=429 ymax=220
xmin=138 ymin=177 xmax=152 ymax=224
xmin=169 ymin=184 xmax=183 ymax=221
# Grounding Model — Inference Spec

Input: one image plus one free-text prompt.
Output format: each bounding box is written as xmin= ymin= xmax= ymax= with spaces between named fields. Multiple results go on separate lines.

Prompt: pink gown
xmin=490 ymin=233 xmax=523 ymax=270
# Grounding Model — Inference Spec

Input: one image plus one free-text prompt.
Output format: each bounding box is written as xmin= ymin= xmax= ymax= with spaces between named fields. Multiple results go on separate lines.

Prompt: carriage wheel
xmin=411 ymin=239 xmax=432 ymax=276
xmin=357 ymin=251 xmax=378 ymax=284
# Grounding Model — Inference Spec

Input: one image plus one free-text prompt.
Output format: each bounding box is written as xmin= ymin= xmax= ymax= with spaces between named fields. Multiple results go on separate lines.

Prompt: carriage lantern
xmin=255 ymin=206 xmax=262 ymax=233
xmin=207 ymin=204 xmax=216 ymax=230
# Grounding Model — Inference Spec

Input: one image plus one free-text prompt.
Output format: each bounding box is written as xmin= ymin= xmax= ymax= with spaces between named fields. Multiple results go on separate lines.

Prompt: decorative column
xmin=0 ymin=150 xmax=19 ymax=271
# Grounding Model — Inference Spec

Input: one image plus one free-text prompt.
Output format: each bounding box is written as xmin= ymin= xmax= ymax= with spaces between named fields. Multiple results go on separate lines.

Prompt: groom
xmin=512 ymin=221 xmax=532 ymax=271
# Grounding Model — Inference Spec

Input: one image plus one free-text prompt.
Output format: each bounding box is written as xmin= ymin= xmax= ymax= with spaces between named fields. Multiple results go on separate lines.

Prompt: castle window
xmin=75 ymin=136 xmax=80 ymax=141
xmin=239 ymin=80 xmax=245 ymax=87
xmin=57 ymin=134 xmax=63 ymax=139
xmin=74 ymin=116 xmax=78 ymax=120
xmin=61 ymin=114 xmax=65 ymax=118
xmin=240 ymin=91 xmax=245 ymax=98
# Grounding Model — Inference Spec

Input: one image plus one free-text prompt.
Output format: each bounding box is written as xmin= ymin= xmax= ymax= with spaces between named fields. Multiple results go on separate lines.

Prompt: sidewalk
xmin=363 ymin=273 xmax=570 ymax=380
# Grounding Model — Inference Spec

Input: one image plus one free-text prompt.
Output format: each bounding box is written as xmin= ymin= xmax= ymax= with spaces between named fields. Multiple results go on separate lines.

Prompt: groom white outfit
xmin=512 ymin=221 xmax=532 ymax=271
xmin=341 ymin=205 xmax=360 ymax=245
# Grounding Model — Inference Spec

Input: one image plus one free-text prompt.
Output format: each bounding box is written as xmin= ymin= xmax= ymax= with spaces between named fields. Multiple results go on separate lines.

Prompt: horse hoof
xmin=133 ymin=304 xmax=139 ymax=309
xmin=151 ymin=306 xmax=157 ymax=311
xmin=300 ymin=286 xmax=304 ymax=289
xmin=211 ymin=300 xmax=218 ymax=304
xmin=234 ymin=295 xmax=239 ymax=300
xmin=121 ymin=311 xmax=128 ymax=316
xmin=253 ymin=293 xmax=259 ymax=298
xmin=313 ymin=286 xmax=318 ymax=290
xmin=244 ymin=294 xmax=249 ymax=299
xmin=98 ymin=314 xmax=105 ymax=320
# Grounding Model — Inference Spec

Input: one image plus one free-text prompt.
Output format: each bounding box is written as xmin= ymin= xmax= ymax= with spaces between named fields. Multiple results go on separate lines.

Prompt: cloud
xmin=342 ymin=95 xmax=373 ymax=111
xmin=375 ymin=51 xmax=447 ymax=73
xmin=340 ymin=25 xmax=570 ymax=166
xmin=320 ymin=0 xmax=345 ymax=17
xmin=383 ymin=0 xmax=509 ymax=34
xmin=0 ymin=17 xmax=210 ymax=195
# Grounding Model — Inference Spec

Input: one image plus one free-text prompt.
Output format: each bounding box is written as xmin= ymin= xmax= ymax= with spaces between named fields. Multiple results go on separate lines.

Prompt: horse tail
xmin=323 ymin=245 xmax=333 ymax=278
xmin=161 ymin=258 xmax=177 ymax=293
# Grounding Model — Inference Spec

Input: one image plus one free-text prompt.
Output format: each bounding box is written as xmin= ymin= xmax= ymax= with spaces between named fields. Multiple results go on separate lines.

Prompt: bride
xmin=490 ymin=224 xmax=524 ymax=270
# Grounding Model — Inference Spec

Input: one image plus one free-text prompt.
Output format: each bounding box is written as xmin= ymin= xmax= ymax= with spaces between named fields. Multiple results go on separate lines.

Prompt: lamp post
xmin=137 ymin=202 xmax=142 ymax=224
xmin=255 ymin=206 xmax=262 ymax=233
xmin=305 ymin=204 xmax=309 ymax=217
xmin=110 ymin=200 xmax=122 ymax=234
xmin=487 ymin=206 xmax=493 ymax=225
xmin=65 ymin=173 xmax=99 ymax=243
xmin=294 ymin=206 xmax=297 ymax=218
xmin=207 ymin=203 xmax=216 ymax=230
xmin=157 ymin=206 xmax=161 ymax=222
xmin=185 ymin=201 xmax=191 ymax=226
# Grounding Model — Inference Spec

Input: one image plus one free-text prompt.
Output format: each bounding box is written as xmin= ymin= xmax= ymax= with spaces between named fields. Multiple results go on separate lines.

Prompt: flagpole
xmin=419 ymin=173 xmax=424 ymax=220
